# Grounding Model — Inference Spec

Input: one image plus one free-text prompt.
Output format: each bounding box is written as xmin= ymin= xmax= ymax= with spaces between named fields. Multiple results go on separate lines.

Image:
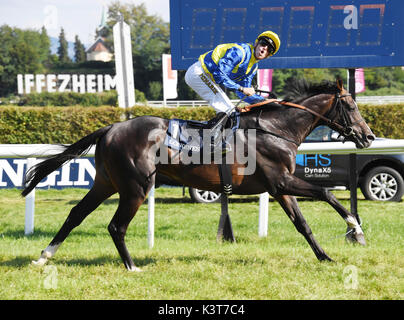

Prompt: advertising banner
xmin=162 ymin=54 xmax=178 ymax=101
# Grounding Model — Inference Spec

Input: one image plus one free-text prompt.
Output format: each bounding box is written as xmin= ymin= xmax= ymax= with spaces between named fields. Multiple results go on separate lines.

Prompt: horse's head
xmin=247 ymin=78 xmax=375 ymax=149
xmin=326 ymin=79 xmax=375 ymax=149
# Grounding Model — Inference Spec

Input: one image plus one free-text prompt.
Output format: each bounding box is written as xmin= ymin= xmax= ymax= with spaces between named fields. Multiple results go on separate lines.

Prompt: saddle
xmin=164 ymin=112 xmax=240 ymax=195
xmin=164 ymin=112 xmax=240 ymax=154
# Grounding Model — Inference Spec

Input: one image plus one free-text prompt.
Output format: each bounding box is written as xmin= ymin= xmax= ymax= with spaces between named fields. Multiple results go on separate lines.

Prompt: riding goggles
xmin=258 ymin=37 xmax=276 ymax=55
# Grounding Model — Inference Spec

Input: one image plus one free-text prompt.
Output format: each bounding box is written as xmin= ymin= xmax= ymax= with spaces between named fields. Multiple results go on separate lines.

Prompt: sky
xmin=0 ymin=0 xmax=170 ymax=46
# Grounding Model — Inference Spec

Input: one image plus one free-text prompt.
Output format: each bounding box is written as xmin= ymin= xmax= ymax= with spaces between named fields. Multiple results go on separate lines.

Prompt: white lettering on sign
xmin=0 ymin=159 xmax=26 ymax=187
xmin=0 ymin=158 xmax=96 ymax=189
xmin=74 ymin=159 xmax=96 ymax=186
xmin=17 ymin=74 xmax=117 ymax=94
xmin=58 ymin=74 xmax=71 ymax=92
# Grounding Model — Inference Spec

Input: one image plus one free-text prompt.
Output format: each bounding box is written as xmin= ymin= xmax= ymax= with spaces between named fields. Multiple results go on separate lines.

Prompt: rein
xmin=241 ymin=92 xmax=358 ymax=140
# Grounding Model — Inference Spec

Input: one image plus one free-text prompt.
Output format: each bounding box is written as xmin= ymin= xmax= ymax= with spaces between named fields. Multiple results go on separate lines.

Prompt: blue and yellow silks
xmin=199 ymin=43 xmax=265 ymax=104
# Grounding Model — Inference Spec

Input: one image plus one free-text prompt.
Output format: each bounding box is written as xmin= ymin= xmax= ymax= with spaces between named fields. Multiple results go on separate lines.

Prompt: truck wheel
xmin=360 ymin=166 xmax=404 ymax=202
xmin=189 ymin=187 xmax=221 ymax=203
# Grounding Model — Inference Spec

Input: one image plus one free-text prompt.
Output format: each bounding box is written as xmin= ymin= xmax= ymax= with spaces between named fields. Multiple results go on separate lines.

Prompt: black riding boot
xmin=206 ymin=112 xmax=229 ymax=130
xmin=204 ymin=112 xmax=229 ymax=150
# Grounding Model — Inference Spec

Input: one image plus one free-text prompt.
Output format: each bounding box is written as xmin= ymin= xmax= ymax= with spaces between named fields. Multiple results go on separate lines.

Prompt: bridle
xmin=315 ymin=92 xmax=365 ymax=140
xmin=242 ymin=91 xmax=363 ymax=142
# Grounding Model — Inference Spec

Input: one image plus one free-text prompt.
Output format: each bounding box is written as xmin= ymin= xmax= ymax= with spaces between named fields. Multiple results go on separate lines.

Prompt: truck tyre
xmin=360 ymin=166 xmax=404 ymax=202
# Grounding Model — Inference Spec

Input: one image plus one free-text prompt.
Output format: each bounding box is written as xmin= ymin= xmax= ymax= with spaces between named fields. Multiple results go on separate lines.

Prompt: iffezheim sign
xmin=17 ymin=74 xmax=117 ymax=94
xmin=0 ymin=158 xmax=95 ymax=189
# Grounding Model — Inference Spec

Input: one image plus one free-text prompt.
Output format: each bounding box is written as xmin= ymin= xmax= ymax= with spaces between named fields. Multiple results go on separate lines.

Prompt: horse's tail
xmin=21 ymin=125 xmax=113 ymax=197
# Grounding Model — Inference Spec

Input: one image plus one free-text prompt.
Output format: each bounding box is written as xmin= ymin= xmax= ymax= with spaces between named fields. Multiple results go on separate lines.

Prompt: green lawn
xmin=0 ymin=187 xmax=403 ymax=300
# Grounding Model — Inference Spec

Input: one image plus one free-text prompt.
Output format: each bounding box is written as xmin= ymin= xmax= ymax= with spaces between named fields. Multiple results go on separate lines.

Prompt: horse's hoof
xmin=345 ymin=227 xmax=357 ymax=243
xmin=31 ymin=250 xmax=52 ymax=266
xmin=345 ymin=228 xmax=366 ymax=246
xmin=319 ymin=255 xmax=334 ymax=262
xmin=31 ymin=257 xmax=47 ymax=266
xmin=127 ymin=266 xmax=143 ymax=272
xmin=354 ymin=232 xmax=366 ymax=246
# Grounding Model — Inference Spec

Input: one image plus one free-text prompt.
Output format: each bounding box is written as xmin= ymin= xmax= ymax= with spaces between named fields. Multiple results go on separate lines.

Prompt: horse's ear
xmin=336 ymin=78 xmax=344 ymax=91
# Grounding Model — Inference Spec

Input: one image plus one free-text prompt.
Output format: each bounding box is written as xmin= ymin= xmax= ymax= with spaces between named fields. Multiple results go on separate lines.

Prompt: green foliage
xmin=0 ymin=25 xmax=50 ymax=96
xmin=50 ymin=60 xmax=115 ymax=73
xmin=128 ymin=105 xmax=215 ymax=121
xmin=147 ymin=81 xmax=163 ymax=100
xmin=0 ymin=106 xmax=122 ymax=144
xmin=15 ymin=91 xmax=119 ymax=106
xmin=0 ymin=104 xmax=402 ymax=144
xmin=73 ymin=35 xmax=86 ymax=63
xmin=360 ymin=104 xmax=404 ymax=138
xmin=135 ymin=89 xmax=147 ymax=102
xmin=105 ymin=3 xmax=170 ymax=98
xmin=39 ymin=27 xmax=51 ymax=65
xmin=176 ymin=70 xmax=200 ymax=100
xmin=57 ymin=28 xmax=71 ymax=64
xmin=6 ymin=90 xmax=147 ymax=106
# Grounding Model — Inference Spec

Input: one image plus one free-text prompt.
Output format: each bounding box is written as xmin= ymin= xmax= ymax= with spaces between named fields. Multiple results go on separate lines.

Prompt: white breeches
xmin=185 ymin=61 xmax=236 ymax=114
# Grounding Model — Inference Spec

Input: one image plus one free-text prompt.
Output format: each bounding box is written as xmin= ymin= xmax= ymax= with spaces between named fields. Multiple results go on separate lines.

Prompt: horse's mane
xmin=282 ymin=78 xmax=340 ymax=103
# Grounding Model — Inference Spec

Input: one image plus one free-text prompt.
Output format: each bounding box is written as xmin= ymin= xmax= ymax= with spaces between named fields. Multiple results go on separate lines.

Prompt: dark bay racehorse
xmin=22 ymin=79 xmax=375 ymax=271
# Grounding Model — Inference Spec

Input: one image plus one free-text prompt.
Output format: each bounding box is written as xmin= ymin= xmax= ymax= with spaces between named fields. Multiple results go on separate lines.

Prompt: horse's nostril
xmin=367 ymin=134 xmax=375 ymax=141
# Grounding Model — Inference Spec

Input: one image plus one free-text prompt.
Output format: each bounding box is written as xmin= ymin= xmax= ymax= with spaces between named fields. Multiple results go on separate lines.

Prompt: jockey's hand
xmin=239 ymin=86 xmax=255 ymax=96
xmin=267 ymin=91 xmax=278 ymax=99
xmin=236 ymin=106 xmax=246 ymax=113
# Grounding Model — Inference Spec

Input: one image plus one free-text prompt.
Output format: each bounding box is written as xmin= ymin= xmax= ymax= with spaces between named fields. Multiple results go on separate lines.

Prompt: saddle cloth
xmin=164 ymin=112 xmax=240 ymax=153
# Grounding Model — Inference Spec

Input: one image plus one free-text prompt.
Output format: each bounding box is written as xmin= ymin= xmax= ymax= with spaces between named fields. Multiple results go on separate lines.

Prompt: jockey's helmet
xmin=255 ymin=31 xmax=280 ymax=56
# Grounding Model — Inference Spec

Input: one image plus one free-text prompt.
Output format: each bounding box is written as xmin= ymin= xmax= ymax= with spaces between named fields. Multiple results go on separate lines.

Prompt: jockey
xmin=185 ymin=30 xmax=280 ymax=136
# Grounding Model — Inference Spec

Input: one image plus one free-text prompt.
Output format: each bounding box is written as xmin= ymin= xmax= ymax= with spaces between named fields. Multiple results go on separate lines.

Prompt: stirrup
xmin=206 ymin=112 xmax=229 ymax=130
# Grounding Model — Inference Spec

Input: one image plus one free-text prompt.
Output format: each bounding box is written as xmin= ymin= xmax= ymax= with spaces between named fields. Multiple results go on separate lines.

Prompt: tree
xmin=0 ymin=25 xmax=50 ymax=96
xmin=104 ymin=3 xmax=170 ymax=98
xmin=57 ymin=28 xmax=71 ymax=63
xmin=39 ymin=26 xmax=51 ymax=65
xmin=74 ymin=35 xmax=86 ymax=63
xmin=148 ymin=81 xmax=163 ymax=100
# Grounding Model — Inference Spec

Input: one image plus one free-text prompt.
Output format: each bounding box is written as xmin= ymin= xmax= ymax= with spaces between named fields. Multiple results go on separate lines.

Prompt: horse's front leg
xmin=275 ymin=173 xmax=366 ymax=245
xmin=274 ymin=194 xmax=333 ymax=261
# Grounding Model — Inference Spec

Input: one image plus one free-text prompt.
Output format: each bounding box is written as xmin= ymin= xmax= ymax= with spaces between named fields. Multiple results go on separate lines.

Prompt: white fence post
xmin=148 ymin=185 xmax=155 ymax=248
xmin=113 ymin=14 xmax=135 ymax=111
xmin=258 ymin=192 xmax=269 ymax=237
xmin=25 ymin=157 xmax=36 ymax=235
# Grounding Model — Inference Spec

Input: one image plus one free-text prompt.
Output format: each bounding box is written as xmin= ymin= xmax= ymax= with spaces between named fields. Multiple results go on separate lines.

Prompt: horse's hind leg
xmin=106 ymin=155 xmax=157 ymax=271
xmin=32 ymin=180 xmax=115 ymax=266
xmin=107 ymin=194 xmax=146 ymax=272
xmin=275 ymin=195 xmax=333 ymax=262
